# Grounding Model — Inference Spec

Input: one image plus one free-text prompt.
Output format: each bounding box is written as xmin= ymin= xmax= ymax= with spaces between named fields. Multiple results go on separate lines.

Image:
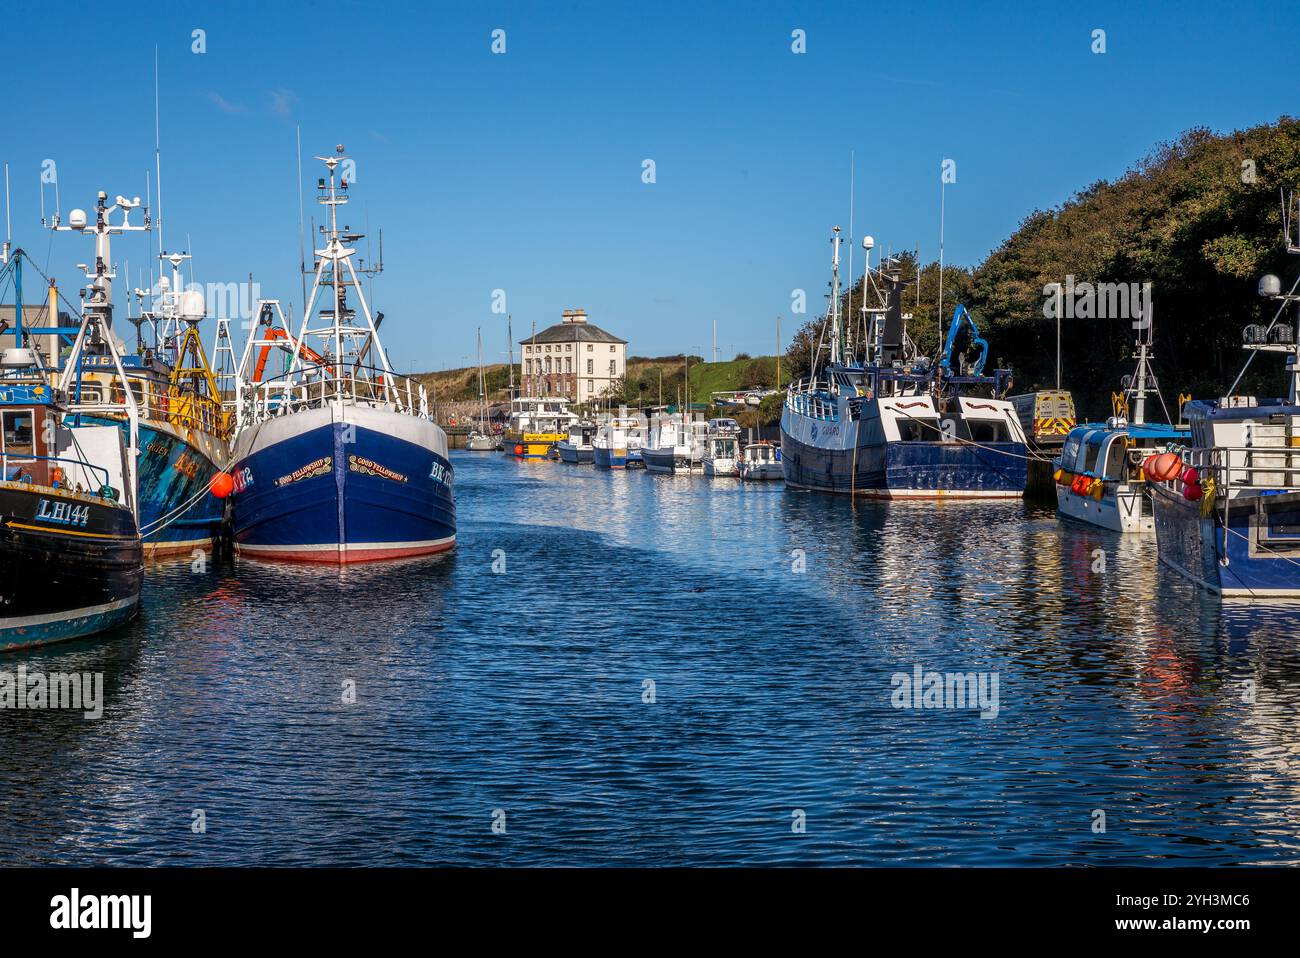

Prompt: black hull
xmin=0 ymin=483 xmax=143 ymax=651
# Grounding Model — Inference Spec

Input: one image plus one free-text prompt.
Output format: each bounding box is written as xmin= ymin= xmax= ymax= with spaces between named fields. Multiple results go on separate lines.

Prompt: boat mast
xmin=828 ymin=226 xmax=843 ymax=368
xmin=1130 ymin=317 xmax=1153 ymax=426
xmin=506 ymin=313 xmax=515 ymax=400
xmin=477 ymin=325 xmax=486 ymax=427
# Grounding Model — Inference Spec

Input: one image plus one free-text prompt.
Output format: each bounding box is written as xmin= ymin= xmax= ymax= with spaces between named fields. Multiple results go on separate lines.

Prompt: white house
xmin=520 ymin=309 xmax=627 ymax=405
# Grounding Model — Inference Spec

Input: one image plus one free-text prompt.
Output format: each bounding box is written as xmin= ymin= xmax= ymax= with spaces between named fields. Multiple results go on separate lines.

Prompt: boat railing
xmin=242 ymin=361 xmax=430 ymax=425
xmin=1167 ymin=443 xmax=1300 ymax=493
xmin=80 ymin=385 xmax=233 ymax=441
xmin=785 ymin=378 xmax=838 ymax=421
xmin=1 ymin=452 xmax=114 ymax=496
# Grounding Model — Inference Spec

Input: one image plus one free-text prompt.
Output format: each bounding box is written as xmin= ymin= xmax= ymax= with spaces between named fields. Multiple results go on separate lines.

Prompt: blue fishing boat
xmin=228 ymin=148 xmax=454 ymax=563
xmin=0 ymin=247 xmax=143 ymax=650
xmin=781 ymin=228 xmax=1027 ymax=498
xmin=1151 ymin=198 xmax=1300 ymax=596
xmin=49 ymin=193 xmax=229 ymax=556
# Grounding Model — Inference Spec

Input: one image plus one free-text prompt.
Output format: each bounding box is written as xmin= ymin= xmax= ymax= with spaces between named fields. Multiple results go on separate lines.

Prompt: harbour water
xmin=2 ymin=451 xmax=1299 ymax=866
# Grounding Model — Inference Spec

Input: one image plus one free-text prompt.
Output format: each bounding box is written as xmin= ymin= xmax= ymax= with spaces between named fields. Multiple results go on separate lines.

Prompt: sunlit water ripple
xmin=2 ymin=451 xmax=1299 ymax=865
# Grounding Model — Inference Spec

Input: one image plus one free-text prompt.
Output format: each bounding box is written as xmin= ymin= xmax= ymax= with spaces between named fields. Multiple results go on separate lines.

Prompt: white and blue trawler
xmin=228 ymin=149 xmax=454 ymax=563
xmin=781 ymin=228 xmax=1027 ymax=498
xmin=1150 ymin=207 xmax=1300 ymax=597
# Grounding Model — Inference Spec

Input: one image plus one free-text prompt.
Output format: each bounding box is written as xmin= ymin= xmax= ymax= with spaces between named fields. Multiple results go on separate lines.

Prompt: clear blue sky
xmin=2 ymin=0 xmax=1296 ymax=370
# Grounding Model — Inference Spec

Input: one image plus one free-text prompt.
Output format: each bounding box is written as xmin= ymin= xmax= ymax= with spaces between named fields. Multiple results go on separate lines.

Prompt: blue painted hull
xmin=230 ymin=419 xmax=455 ymax=563
xmin=593 ymin=446 xmax=630 ymax=469
xmin=1152 ymin=482 xmax=1300 ymax=597
xmin=780 ymin=430 xmax=1026 ymax=497
xmin=79 ymin=415 xmax=225 ymax=553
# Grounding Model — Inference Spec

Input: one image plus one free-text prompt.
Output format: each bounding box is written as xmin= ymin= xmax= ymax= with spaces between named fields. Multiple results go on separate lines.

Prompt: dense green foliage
xmin=787 ymin=118 xmax=1300 ymax=419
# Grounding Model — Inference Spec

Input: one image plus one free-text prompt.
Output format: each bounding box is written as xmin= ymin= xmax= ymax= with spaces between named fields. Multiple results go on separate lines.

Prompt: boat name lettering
xmin=275 ymin=457 xmax=332 ymax=487
xmin=232 ymin=466 xmax=254 ymax=493
xmin=349 ymin=456 xmax=407 ymax=483
xmin=428 ymin=460 xmax=450 ymax=485
xmin=35 ymin=498 xmax=90 ymax=527
xmin=146 ymin=439 xmax=169 ymax=457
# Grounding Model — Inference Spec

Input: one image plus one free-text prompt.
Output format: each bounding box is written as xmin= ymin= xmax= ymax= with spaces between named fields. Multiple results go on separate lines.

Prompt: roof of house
xmin=520 ymin=309 xmax=626 ymax=346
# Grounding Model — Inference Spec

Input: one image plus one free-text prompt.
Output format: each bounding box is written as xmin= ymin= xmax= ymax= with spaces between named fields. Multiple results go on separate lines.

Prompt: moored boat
xmin=641 ymin=414 xmax=706 ymax=474
xmin=702 ymin=418 xmax=741 ymax=477
xmin=739 ymin=440 xmax=783 ymax=480
xmin=504 ymin=396 xmax=575 ymax=459
xmin=228 ymin=148 xmax=454 ymax=563
xmin=591 ymin=412 xmax=644 ymax=469
xmin=1150 ymin=213 xmax=1300 ymax=597
xmin=49 ymin=194 xmax=230 ymax=555
xmin=557 ymin=420 xmax=597 ymax=463
xmin=780 ymin=228 xmax=1027 ymax=498
xmin=1053 ymin=316 xmax=1188 ymax=533
xmin=0 ymin=248 xmax=143 ymax=650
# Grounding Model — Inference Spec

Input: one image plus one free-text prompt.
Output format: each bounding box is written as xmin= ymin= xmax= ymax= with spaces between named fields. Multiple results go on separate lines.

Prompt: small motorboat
xmin=557 ymin=421 xmax=597 ymax=463
xmin=740 ymin=441 xmax=784 ymax=480
xmin=703 ymin=418 xmax=741 ymax=477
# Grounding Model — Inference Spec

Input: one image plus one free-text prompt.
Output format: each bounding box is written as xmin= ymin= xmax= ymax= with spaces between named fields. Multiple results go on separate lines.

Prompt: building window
xmin=565 ymin=344 xmax=571 ymax=351
xmin=609 ymin=345 xmax=615 ymax=352
xmin=565 ymin=357 xmax=572 ymax=373
xmin=544 ymin=356 xmax=552 ymax=373
xmin=587 ymin=344 xmax=593 ymax=351
xmin=524 ymin=358 xmax=532 ymax=374
xmin=587 ymin=380 xmax=594 ymax=391
xmin=587 ymin=359 xmax=593 ymax=374
xmin=609 ymin=360 xmax=615 ymax=375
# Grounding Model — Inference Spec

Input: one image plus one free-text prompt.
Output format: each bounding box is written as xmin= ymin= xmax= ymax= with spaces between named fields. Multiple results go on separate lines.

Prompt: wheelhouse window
xmin=2 ymin=410 xmax=34 ymax=455
xmin=896 ymin=417 xmax=940 ymax=441
xmin=966 ymin=420 xmax=1009 ymax=443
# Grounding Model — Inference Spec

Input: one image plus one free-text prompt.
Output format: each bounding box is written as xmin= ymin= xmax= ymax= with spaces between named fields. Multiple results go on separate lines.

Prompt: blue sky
xmin=2 ymin=0 xmax=1297 ymax=370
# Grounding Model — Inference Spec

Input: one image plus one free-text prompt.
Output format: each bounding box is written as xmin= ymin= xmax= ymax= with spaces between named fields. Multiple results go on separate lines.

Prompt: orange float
xmin=1150 ymin=452 xmax=1183 ymax=482
xmin=210 ymin=472 xmax=234 ymax=498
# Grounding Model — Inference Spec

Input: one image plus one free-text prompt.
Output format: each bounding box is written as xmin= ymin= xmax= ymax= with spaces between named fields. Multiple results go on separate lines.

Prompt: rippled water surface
xmin=3 ymin=452 xmax=1300 ymax=865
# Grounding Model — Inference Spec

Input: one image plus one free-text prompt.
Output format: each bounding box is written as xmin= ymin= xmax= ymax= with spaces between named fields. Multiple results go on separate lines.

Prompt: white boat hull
xmin=1056 ymin=482 xmax=1151 ymax=533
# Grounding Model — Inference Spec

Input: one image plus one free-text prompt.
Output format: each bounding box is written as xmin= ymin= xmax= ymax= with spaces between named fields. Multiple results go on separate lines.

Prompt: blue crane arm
xmin=940 ymin=304 xmax=989 ymax=376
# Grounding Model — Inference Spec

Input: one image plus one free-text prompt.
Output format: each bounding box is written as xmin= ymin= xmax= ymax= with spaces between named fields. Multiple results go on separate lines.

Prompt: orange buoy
xmin=1141 ymin=454 xmax=1158 ymax=481
xmin=1053 ymin=468 xmax=1068 ymax=485
xmin=1183 ymin=481 xmax=1203 ymax=502
xmin=514 ymin=444 xmax=524 ymax=456
xmin=1180 ymin=466 xmax=1200 ymax=485
xmin=210 ymin=472 xmax=234 ymax=498
xmin=1151 ymin=452 xmax=1183 ymax=482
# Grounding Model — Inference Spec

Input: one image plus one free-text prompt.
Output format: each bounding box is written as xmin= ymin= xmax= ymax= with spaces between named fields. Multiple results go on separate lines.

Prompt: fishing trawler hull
xmin=0 ymin=484 xmax=142 ymax=651
xmin=779 ymin=427 xmax=1026 ymax=497
xmin=79 ymin=414 xmax=226 ymax=555
xmin=1151 ymin=482 xmax=1300 ymax=597
xmin=229 ymin=406 xmax=455 ymax=564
